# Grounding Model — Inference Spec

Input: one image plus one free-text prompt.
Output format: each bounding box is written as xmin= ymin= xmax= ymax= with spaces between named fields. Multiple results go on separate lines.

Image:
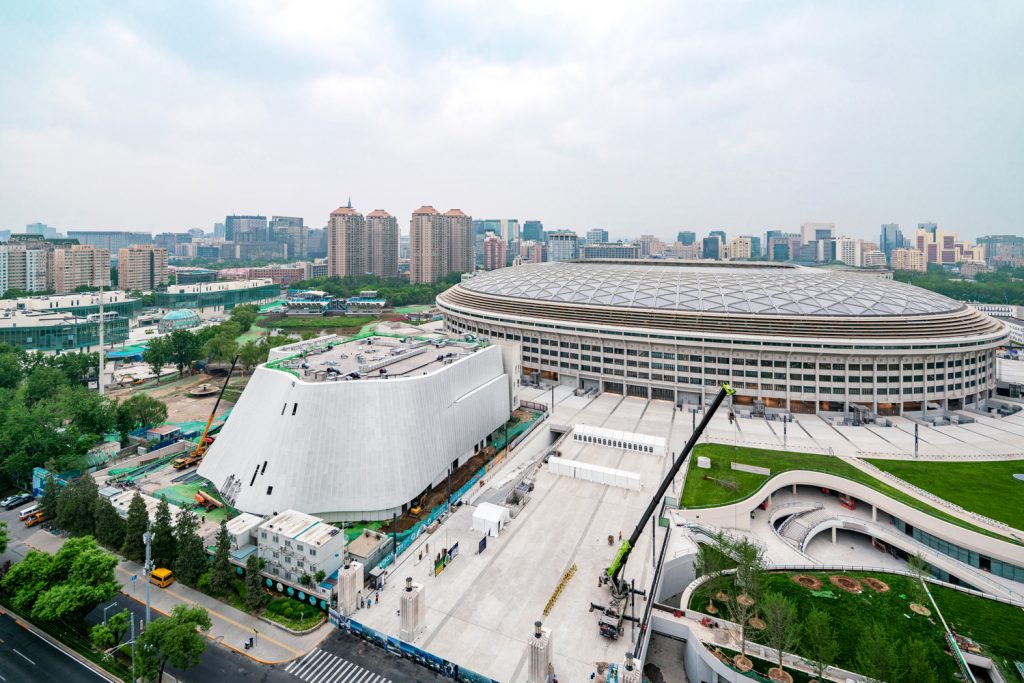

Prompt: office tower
xmin=482 ymin=219 xmax=501 ymax=237
xmin=546 ymin=231 xmax=580 ymax=262
xmin=66 ymin=231 xmax=153 ymax=259
xmin=270 ymin=216 xmax=308 ymax=260
xmin=154 ymin=233 xmax=189 ymax=252
xmin=976 ymin=235 xmax=1024 ymax=265
xmin=586 ymin=228 xmax=609 ymax=244
xmin=307 ymin=228 xmax=327 ymax=259
xmin=499 ymin=219 xmax=519 ymax=244
xmin=709 ymin=230 xmax=727 ymax=244
xmin=880 ymin=223 xmax=905 ymax=260
xmin=444 ymin=209 xmax=474 ymax=276
xmin=118 ymin=245 xmax=169 ymax=291
xmin=833 ymin=237 xmax=863 ymax=267
xmin=409 ymin=206 xmax=445 ymax=283
xmin=366 ymin=210 xmax=399 ymax=278
xmin=0 ymin=244 xmax=48 ymax=296
xmin=891 ymin=248 xmax=927 ymax=272
xmin=702 ymin=236 xmax=722 ymax=260
xmin=727 ymin=237 xmax=752 ymax=260
xmin=214 ymin=222 xmax=226 ymax=239
xmin=49 ymin=244 xmax=110 ymax=294
xmin=918 ymin=222 xmax=938 ymax=237
xmin=399 ymin=235 xmax=410 ymax=261
xmin=677 ymin=231 xmax=696 ymax=246
xmin=749 ymin=236 xmax=762 ymax=258
xmin=225 ymin=215 xmax=268 ymax=242
xmin=25 ymin=222 xmax=58 ymax=239
xmin=328 ymin=205 xmax=367 ymax=278
xmin=482 ymin=234 xmax=507 ymax=270
xmin=914 ymin=225 xmax=980 ymax=265
xmin=800 ymin=222 xmax=835 ymax=245
xmin=522 ymin=220 xmax=544 ymax=243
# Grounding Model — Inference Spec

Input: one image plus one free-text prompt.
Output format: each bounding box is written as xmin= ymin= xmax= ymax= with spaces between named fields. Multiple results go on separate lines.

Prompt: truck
xmin=172 ymin=356 xmax=238 ymax=471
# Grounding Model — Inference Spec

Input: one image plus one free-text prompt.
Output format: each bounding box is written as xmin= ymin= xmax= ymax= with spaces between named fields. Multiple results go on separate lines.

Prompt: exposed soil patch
xmin=862 ymin=577 xmax=890 ymax=592
xmin=829 ymin=575 xmax=863 ymax=593
xmin=736 ymin=593 xmax=756 ymax=606
xmin=716 ymin=591 xmax=730 ymax=602
xmin=791 ymin=574 xmax=823 ymax=590
xmin=910 ymin=602 xmax=932 ymax=617
xmin=733 ymin=654 xmax=753 ymax=672
xmin=748 ymin=616 xmax=766 ymax=630
xmin=768 ymin=667 xmax=793 ymax=683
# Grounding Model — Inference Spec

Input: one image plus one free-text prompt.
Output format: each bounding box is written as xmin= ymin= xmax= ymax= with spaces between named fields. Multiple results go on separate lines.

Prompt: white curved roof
xmin=459 ymin=262 xmax=962 ymax=317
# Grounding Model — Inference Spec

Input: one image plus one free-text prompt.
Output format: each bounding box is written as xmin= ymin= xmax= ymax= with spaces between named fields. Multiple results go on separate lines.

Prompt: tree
xmin=94 ymin=496 xmax=126 ymax=549
xmin=761 ymin=592 xmax=800 ymax=676
xmin=908 ymin=553 xmax=931 ymax=605
xmin=314 ymin=569 xmax=326 ymax=584
xmin=167 ymin=329 xmax=202 ymax=377
xmin=52 ymin=351 xmax=99 ymax=386
xmin=855 ymin=622 xmax=901 ymax=683
xmin=24 ymin=364 xmax=68 ymax=406
xmin=91 ymin=607 xmax=130 ymax=651
xmin=209 ymin=520 xmax=233 ymax=597
xmin=143 ymin=336 xmax=173 ymax=383
xmin=57 ymin=473 xmax=99 ymax=537
xmin=801 ymin=607 xmax=839 ymax=683
xmin=136 ymin=604 xmax=211 ymax=682
xmin=0 ymin=351 xmax=23 ymax=389
xmin=39 ymin=471 xmax=62 ymax=520
xmin=2 ymin=536 xmax=118 ymax=622
xmin=244 ymin=555 xmax=269 ymax=612
xmin=238 ymin=339 xmax=265 ymax=373
xmin=173 ymin=508 xmax=207 ymax=586
xmin=122 ymin=492 xmax=149 ymax=563
xmin=151 ymin=498 xmax=177 ymax=569
xmin=899 ymin=636 xmax=939 ymax=683
xmin=115 ymin=393 xmax=168 ymax=445
xmin=694 ymin=538 xmax=730 ymax=614
xmin=63 ymin=387 xmax=116 ymax=437
xmin=203 ymin=333 xmax=238 ymax=364
xmin=0 ymin=521 xmax=7 ymax=554
xmin=229 ymin=304 xmax=258 ymax=333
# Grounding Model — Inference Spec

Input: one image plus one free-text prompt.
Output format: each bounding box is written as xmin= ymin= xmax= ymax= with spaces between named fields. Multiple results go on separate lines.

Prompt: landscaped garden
xmin=865 ymin=457 xmax=1024 ymax=531
xmin=682 ymin=443 xmax=1013 ymax=541
xmin=931 ymin=585 xmax=1024 ymax=682
xmin=263 ymin=597 xmax=327 ymax=631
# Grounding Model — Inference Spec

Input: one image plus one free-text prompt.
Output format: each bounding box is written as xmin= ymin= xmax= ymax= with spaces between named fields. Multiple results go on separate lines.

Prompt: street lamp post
xmin=102 ymin=601 xmax=118 ymax=625
xmin=143 ymin=530 xmax=154 ymax=625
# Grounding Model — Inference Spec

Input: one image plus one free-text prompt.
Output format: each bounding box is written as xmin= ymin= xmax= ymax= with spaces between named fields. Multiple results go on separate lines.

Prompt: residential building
xmin=409 ymin=206 xmax=445 ymax=283
xmin=862 ymin=250 xmax=887 ymax=268
xmin=327 ymin=204 xmax=367 ymax=278
xmin=675 ymin=243 xmax=702 ymax=259
xmin=444 ymin=209 xmax=474 ymax=276
xmin=399 ymin=235 xmax=410 ymax=261
xmin=702 ymin=236 xmax=722 ymax=261
xmin=580 ymin=242 xmax=640 ymax=260
xmin=519 ymin=241 xmax=544 ymax=264
xmin=225 ymin=215 xmax=268 ymax=243
xmin=891 ymin=248 xmax=927 ymax=272
xmin=366 ymin=210 xmax=399 ymax=278
xmin=66 ymin=231 xmax=153 ymax=255
xmin=961 ymin=261 xmax=994 ymax=279
xmin=677 ymin=231 xmax=696 ymax=246
xmin=976 ymin=235 xmax=1024 ymax=266
xmin=118 ymin=245 xmax=169 ymax=291
xmin=834 ymin=237 xmax=863 ymax=267
xmin=727 ymin=237 xmax=752 ymax=260
xmin=0 ymin=244 xmax=48 ymax=296
xmin=546 ymin=231 xmax=579 ymax=262
xmin=246 ymin=265 xmax=306 ymax=286
xmin=482 ymin=234 xmax=507 ymax=270
xmin=586 ymin=229 xmax=609 ymax=245
xmin=49 ymin=244 xmax=110 ymax=294
xmin=304 ymin=260 xmax=329 ymax=280
xmin=257 ymin=510 xmax=346 ymax=587
xmin=800 ymin=222 xmax=835 ymax=245
xmin=880 ymin=223 xmax=905 ymax=261
xmin=269 ymin=216 xmax=307 ymax=260
xmin=522 ymin=221 xmax=544 ymax=243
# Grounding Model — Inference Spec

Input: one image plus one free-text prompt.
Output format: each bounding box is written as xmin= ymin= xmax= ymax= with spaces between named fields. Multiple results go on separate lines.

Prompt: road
xmin=0 ymin=609 xmax=111 ymax=682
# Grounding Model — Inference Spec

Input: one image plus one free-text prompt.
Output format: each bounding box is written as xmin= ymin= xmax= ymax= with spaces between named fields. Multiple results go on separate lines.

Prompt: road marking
xmin=304 ymin=651 xmax=335 ymax=682
xmin=12 ymin=648 xmax=35 ymax=665
xmin=292 ymin=649 xmax=327 ymax=677
xmin=286 ymin=649 xmax=318 ymax=673
xmin=311 ymin=657 xmax=350 ymax=683
xmin=286 ymin=649 xmax=392 ymax=683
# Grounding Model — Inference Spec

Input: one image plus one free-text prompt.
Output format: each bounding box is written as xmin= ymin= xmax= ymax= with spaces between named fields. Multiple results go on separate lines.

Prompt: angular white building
xmin=198 ymin=334 xmax=514 ymax=521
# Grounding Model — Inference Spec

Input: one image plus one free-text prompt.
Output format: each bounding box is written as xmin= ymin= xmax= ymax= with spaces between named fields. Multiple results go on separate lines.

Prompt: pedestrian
xmin=618 ymin=530 xmax=622 ymax=541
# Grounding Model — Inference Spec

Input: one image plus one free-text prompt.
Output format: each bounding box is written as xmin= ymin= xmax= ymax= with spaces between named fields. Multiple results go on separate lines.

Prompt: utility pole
xmin=143 ymin=530 xmax=153 ymax=624
xmin=98 ymin=285 xmax=105 ymax=395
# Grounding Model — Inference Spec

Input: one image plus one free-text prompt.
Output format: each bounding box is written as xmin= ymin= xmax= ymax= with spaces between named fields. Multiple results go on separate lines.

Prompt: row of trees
xmin=0 ymin=344 xmax=169 ymax=486
xmin=895 ymin=263 xmax=1024 ymax=305
xmin=695 ymin=536 xmax=943 ymax=683
xmin=290 ymin=272 xmax=463 ymax=308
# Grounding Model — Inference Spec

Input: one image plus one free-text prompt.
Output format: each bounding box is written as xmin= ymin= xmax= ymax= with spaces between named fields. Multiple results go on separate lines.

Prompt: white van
xmin=18 ymin=504 xmax=40 ymax=521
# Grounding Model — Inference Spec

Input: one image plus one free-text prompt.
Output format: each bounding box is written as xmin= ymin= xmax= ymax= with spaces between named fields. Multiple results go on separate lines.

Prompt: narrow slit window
xmin=267 ymin=486 xmax=274 ymax=495
xmin=261 ymin=460 xmax=268 ymax=475
xmin=281 ymin=403 xmax=287 ymax=415
xmin=250 ymin=466 xmax=259 ymax=487
xmin=292 ymin=403 xmax=298 ymax=416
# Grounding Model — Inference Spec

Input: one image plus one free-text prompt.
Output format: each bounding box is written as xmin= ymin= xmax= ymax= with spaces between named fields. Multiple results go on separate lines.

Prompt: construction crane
xmin=173 ymin=355 xmax=239 ymax=470
xmin=590 ymin=383 xmax=735 ymax=639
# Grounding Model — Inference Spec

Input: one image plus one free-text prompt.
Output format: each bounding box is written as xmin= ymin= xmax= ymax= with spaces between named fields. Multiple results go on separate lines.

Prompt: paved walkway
xmin=113 ymin=559 xmax=329 ymax=663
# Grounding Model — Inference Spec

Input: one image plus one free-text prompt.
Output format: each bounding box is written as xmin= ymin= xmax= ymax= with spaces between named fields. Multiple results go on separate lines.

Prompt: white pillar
xmin=831 ymin=527 xmax=837 ymax=544
xmin=527 ymin=621 xmax=552 ymax=683
xmin=399 ymin=577 xmax=426 ymax=642
xmin=620 ymin=653 xmax=643 ymax=683
xmin=872 ymin=505 xmax=877 ymax=522
xmin=336 ymin=560 xmax=364 ymax=616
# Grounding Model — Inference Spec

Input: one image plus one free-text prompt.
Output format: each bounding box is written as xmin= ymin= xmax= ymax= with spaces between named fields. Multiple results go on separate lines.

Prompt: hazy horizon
xmin=2 ymin=1 xmax=1022 ymax=243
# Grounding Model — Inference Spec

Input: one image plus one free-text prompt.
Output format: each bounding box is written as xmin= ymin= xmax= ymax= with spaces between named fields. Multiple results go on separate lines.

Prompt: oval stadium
xmin=437 ymin=261 xmax=1009 ymax=416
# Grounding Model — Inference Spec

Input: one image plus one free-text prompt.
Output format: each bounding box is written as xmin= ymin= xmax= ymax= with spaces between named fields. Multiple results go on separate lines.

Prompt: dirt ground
xmin=107 ymin=372 xmax=236 ymax=424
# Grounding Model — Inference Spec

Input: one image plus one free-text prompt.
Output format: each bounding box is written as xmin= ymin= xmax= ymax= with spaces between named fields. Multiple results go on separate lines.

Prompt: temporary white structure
xmin=547 ymin=456 xmax=642 ymax=491
xmin=472 ymin=502 xmax=511 ymax=537
xmin=571 ymin=424 xmax=666 ymax=456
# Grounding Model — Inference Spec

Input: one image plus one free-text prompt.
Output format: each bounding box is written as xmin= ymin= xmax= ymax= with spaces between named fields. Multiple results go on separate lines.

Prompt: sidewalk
xmin=114 ymin=559 xmax=329 ymax=664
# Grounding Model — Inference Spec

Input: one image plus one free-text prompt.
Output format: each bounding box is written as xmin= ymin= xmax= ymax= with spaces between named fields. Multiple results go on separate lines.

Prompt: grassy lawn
xmin=690 ymin=570 xmax=957 ymax=681
xmin=258 ymin=314 xmax=378 ymax=330
xmin=682 ymin=443 xmax=1012 ymax=542
xmin=263 ymin=597 xmax=327 ymax=631
xmin=866 ymin=457 xmax=1024 ymax=530
xmin=931 ymin=585 xmax=1024 ymax=682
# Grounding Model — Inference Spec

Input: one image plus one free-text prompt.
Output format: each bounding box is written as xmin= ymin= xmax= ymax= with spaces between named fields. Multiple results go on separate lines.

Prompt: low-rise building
xmin=0 ymin=309 xmax=129 ymax=352
xmin=257 ymin=510 xmax=347 ymax=587
xmin=155 ymin=278 xmax=279 ymax=313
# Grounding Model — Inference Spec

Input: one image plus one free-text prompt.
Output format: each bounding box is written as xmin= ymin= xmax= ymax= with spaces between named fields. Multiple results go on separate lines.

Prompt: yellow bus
xmin=150 ymin=568 xmax=175 ymax=588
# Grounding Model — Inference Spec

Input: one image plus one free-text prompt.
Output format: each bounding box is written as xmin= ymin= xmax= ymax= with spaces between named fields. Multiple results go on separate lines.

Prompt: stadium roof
xmin=458 ymin=262 xmax=962 ymax=317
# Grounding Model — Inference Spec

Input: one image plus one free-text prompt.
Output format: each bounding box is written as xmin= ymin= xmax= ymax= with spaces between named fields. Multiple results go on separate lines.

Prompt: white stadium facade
xmin=438 ymin=261 xmax=1009 ymax=416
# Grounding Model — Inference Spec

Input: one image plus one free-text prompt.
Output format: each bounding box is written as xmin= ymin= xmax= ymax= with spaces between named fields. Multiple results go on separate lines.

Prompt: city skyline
xmin=1 ymin=3 xmax=1022 ymax=239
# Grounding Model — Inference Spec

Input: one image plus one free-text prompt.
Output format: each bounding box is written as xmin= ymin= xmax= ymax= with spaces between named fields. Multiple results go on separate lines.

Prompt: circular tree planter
xmin=910 ymin=602 xmax=932 ymax=617
xmin=748 ymin=616 xmax=766 ymax=630
xmin=791 ymin=574 xmax=823 ymax=590
xmin=705 ymin=601 xmax=718 ymax=615
xmin=768 ymin=667 xmax=794 ymax=683
xmin=733 ymin=654 xmax=753 ymax=672
xmin=737 ymin=593 xmax=756 ymax=606
xmin=716 ymin=591 xmax=730 ymax=602
xmin=862 ymin=577 xmax=890 ymax=592
xmin=829 ymin=575 xmax=863 ymax=593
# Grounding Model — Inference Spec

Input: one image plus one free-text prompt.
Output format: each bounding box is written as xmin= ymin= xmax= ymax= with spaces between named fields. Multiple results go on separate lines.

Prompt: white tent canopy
xmin=571 ymin=424 xmax=666 ymax=456
xmin=472 ymin=502 xmax=511 ymax=537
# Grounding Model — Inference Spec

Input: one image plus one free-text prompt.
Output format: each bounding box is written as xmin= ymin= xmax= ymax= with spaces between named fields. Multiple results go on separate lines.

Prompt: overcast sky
xmin=1 ymin=1 xmax=1022 ymax=241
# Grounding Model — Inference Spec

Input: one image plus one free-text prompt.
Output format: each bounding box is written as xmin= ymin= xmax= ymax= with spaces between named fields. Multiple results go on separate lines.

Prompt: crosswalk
xmin=284 ymin=648 xmax=393 ymax=683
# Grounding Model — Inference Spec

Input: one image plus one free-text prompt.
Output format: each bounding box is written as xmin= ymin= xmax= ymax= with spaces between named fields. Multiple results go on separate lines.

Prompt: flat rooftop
xmin=269 ymin=335 xmax=486 ymax=383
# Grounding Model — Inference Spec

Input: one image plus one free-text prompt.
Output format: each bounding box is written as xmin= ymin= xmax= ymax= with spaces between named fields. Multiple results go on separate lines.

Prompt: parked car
xmin=2 ymin=493 xmax=33 ymax=510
